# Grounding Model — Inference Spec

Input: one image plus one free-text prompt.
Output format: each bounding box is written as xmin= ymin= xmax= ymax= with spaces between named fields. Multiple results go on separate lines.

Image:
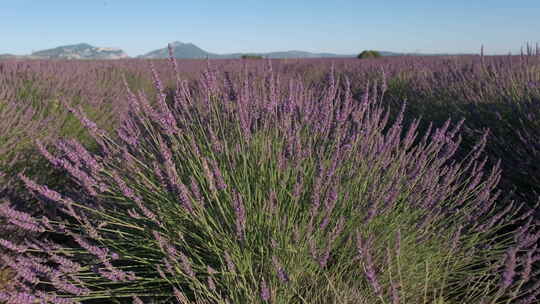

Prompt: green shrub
xmin=241 ymin=54 xmax=264 ymax=59
xmin=357 ymin=50 xmax=382 ymax=59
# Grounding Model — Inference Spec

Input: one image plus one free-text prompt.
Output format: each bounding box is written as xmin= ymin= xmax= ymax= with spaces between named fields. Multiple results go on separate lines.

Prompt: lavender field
xmin=1 ymin=49 xmax=540 ymax=303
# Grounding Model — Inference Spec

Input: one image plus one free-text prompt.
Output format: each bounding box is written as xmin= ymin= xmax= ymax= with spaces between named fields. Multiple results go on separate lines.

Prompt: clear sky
xmin=1 ymin=0 xmax=539 ymax=56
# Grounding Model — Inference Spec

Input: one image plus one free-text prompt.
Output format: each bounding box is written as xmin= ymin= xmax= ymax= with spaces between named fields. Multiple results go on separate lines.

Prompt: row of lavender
xmin=0 ymin=51 xmax=538 ymax=303
xmin=0 ymin=60 xmax=134 ymax=197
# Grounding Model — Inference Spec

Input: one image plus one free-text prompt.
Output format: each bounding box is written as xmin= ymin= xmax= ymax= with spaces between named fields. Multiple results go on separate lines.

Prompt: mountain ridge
xmin=1 ymin=41 xmax=472 ymax=60
xmin=137 ymin=41 xmax=394 ymax=59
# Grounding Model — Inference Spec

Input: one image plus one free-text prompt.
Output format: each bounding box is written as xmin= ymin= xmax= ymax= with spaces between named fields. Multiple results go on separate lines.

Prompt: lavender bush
xmin=0 ymin=49 xmax=537 ymax=303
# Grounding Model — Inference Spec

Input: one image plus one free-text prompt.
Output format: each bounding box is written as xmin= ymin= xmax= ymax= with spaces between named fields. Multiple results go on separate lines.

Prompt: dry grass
xmin=0 ymin=266 xmax=15 ymax=293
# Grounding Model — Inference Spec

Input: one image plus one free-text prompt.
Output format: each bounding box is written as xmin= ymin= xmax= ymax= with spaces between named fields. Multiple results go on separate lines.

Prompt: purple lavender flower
xmin=189 ymin=177 xmax=202 ymax=203
xmin=317 ymin=246 xmax=331 ymax=268
xmin=356 ymin=232 xmax=383 ymax=298
xmin=132 ymin=196 xmax=159 ymax=224
xmin=272 ymin=256 xmax=289 ymax=283
xmin=176 ymin=181 xmax=194 ymax=214
xmin=179 ymin=252 xmax=195 ymax=278
xmin=201 ymin=157 xmax=217 ymax=193
xmin=173 ymin=288 xmax=188 ymax=303
xmin=35 ymin=291 xmax=77 ymax=304
xmin=51 ymin=274 xmax=90 ymax=296
xmin=156 ymin=265 xmax=167 ymax=279
xmin=527 ymin=81 xmax=539 ymax=89
xmin=224 ymin=251 xmax=236 ymax=274
xmin=500 ymin=246 xmax=518 ymax=289
xmin=268 ymin=190 xmax=278 ymax=215
xmin=210 ymin=158 xmax=227 ymax=191
xmin=50 ymin=253 xmax=82 ymax=274
xmin=127 ymin=208 xmax=142 ymax=219
xmin=260 ymin=278 xmax=270 ymax=301
xmin=0 ymin=292 xmax=37 ymax=304
xmin=0 ymin=239 xmax=27 ymax=253
xmin=0 ymin=203 xmax=44 ymax=233
xmin=233 ymin=191 xmax=246 ymax=242
xmin=207 ymin=275 xmax=216 ymax=291
xmin=520 ymin=245 xmax=535 ymax=284
xmin=19 ymin=174 xmax=63 ymax=203
xmin=386 ymin=247 xmax=400 ymax=304
xmin=71 ymin=235 xmax=109 ymax=262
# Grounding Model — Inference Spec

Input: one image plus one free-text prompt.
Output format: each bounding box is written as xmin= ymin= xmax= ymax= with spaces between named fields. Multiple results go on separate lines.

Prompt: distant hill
xmin=30 ymin=43 xmax=128 ymax=59
xmin=139 ymin=41 xmax=210 ymax=59
xmin=139 ymin=41 xmax=371 ymax=59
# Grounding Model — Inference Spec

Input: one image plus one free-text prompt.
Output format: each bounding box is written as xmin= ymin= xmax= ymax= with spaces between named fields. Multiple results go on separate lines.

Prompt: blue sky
xmin=1 ymin=0 xmax=539 ymax=56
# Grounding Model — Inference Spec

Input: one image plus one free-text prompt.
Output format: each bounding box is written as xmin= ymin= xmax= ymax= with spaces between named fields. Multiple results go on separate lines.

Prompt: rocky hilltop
xmin=30 ymin=43 xmax=128 ymax=59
